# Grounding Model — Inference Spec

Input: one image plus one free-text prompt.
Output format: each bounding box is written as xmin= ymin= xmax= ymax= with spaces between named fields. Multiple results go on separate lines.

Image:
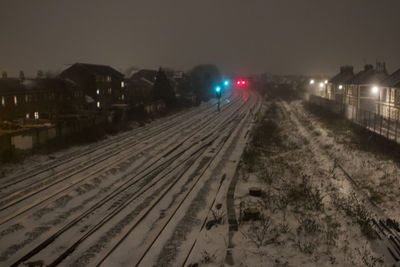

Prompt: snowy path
xmin=279 ymin=100 xmax=400 ymax=266
xmin=0 ymin=89 xmax=261 ymax=266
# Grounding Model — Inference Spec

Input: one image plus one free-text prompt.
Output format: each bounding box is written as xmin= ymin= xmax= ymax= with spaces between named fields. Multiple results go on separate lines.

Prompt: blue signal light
xmin=224 ymin=80 xmax=229 ymax=86
xmin=216 ymin=87 xmax=221 ymax=92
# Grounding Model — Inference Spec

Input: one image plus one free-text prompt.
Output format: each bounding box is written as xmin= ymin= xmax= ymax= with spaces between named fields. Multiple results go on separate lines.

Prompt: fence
xmin=0 ymin=117 xmax=104 ymax=161
xmin=308 ymin=95 xmax=400 ymax=144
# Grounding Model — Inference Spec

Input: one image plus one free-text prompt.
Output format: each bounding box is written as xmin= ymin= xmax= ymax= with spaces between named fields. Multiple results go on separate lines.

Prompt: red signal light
xmin=236 ymin=80 xmax=241 ymax=85
xmin=241 ymin=80 xmax=246 ymax=85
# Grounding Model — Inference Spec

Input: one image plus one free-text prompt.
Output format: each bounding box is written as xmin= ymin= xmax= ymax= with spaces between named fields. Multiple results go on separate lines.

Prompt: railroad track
xmin=98 ymin=91 xmax=259 ymax=267
xmin=280 ymin=100 xmax=400 ymax=265
xmin=0 ymin=94 xmax=238 ymax=214
xmin=1 ymin=91 xmax=252 ymax=266
xmin=0 ymin=95 xmax=243 ymax=227
xmin=0 ymin=94 xmax=232 ymax=193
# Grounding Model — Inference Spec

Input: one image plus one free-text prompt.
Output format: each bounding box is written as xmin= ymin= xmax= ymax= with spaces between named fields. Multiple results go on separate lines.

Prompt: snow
xmin=0 ymin=89 xmax=262 ymax=266
xmin=4 ymin=90 xmax=398 ymax=266
xmin=223 ymin=98 xmax=399 ymax=266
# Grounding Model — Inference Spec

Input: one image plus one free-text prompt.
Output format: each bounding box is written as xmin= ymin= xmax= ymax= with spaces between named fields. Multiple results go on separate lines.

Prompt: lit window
xmin=97 ymin=101 xmax=101 ymax=108
xmin=26 ymin=113 xmax=30 ymax=119
xmin=1 ymin=96 xmax=4 ymax=106
xmin=34 ymin=112 xmax=39 ymax=119
xmin=14 ymin=96 xmax=18 ymax=105
xmin=121 ymin=81 xmax=125 ymax=88
xmin=107 ymin=76 xmax=112 ymax=82
xmin=108 ymin=88 xmax=112 ymax=94
xmin=96 ymin=89 xmax=100 ymax=95
xmin=25 ymin=94 xmax=29 ymax=102
xmin=121 ymin=94 xmax=125 ymax=101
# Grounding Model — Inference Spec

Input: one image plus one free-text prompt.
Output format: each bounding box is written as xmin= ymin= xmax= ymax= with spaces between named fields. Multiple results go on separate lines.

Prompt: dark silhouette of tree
xmin=189 ymin=64 xmax=222 ymax=102
xmin=153 ymin=67 xmax=176 ymax=107
xmin=37 ymin=70 xmax=44 ymax=79
xmin=176 ymin=74 xmax=195 ymax=106
xmin=19 ymin=71 xmax=25 ymax=80
xmin=176 ymin=74 xmax=193 ymax=97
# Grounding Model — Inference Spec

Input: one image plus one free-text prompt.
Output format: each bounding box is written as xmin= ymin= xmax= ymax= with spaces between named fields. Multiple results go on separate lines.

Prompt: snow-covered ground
xmin=224 ymin=98 xmax=400 ymax=267
xmin=0 ymin=89 xmax=262 ymax=266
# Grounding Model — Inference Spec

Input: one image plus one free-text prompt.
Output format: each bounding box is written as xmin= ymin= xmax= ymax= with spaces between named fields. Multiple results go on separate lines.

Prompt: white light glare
xmin=338 ymin=85 xmax=343 ymax=90
xmin=372 ymin=86 xmax=379 ymax=94
xmin=319 ymin=82 xmax=324 ymax=88
xmin=310 ymin=79 xmax=315 ymax=85
xmin=324 ymin=80 xmax=328 ymax=84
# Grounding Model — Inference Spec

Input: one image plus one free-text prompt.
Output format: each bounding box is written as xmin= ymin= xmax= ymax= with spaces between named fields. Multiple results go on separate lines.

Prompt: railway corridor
xmin=0 ymin=89 xmax=262 ymax=266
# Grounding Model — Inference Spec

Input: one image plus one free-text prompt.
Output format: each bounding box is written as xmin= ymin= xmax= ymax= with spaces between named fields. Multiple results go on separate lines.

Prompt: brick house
xmin=327 ymin=66 xmax=354 ymax=103
xmin=0 ymin=77 xmax=85 ymax=122
xmin=60 ymin=63 xmax=126 ymax=115
xmin=379 ymin=68 xmax=400 ymax=120
xmin=344 ymin=63 xmax=388 ymax=112
xmin=126 ymin=69 xmax=166 ymax=114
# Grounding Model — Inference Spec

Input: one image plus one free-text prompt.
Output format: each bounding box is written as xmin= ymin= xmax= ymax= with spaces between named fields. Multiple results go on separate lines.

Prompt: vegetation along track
xmin=280 ymin=100 xmax=400 ymax=265
xmin=1 ymin=91 xmax=253 ymax=266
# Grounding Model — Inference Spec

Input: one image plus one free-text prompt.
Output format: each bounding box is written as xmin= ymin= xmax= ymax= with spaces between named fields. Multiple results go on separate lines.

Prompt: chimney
xmin=364 ymin=64 xmax=373 ymax=71
xmin=37 ymin=70 xmax=44 ymax=79
xmin=19 ymin=71 xmax=25 ymax=81
xmin=340 ymin=65 xmax=354 ymax=75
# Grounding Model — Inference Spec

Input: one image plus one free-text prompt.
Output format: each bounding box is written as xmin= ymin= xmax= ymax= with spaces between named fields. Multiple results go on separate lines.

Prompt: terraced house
xmin=327 ymin=65 xmax=354 ymax=103
xmin=344 ymin=62 xmax=388 ymax=112
xmin=378 ymin=68 xmax=400 ymax=120
xmin=0 ymin=76 xmax=85 ymax=122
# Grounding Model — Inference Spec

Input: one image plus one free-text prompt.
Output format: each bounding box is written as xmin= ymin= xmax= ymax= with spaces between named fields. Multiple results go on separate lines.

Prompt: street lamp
xmin=372 ymin=86 xmax=379 ymax=94
xmin=310 ymin=79 xmax=315 ymax=85
xmin=338 ymin=85 xmax=343 ymax=90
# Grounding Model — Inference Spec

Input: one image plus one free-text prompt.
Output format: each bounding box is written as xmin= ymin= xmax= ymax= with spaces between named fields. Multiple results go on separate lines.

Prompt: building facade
xmin=344 ymin=63 xmax=388 ymax=112
xmin=60 ymin=63 xmax=126 ymax=114
xmin=0 ymin=77 xmax=85 ymax=122
xmin=327 ymin=66 xmax=354 ymax=103
xmin=379 ymin=68 xmax=400 ymax=120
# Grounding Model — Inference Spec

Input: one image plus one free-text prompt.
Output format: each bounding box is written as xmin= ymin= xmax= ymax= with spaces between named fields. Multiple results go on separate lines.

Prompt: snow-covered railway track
xmin=97 ymin=93 xmax=259 ymax=267
xmin=279 ymin=100 xmax=400 ymax=265
xmin=0 ymin=94 xmax=232 ymax=194
xmin=0 ymin=92 xmax=252 ymax=266
xmin=0 ymin=96 xmax=243 ymax=227
xmin=0 ymin=95 xmax=238 ymax=219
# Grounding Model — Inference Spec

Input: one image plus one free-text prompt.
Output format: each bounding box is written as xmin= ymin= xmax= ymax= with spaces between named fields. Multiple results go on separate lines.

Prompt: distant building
xmin=126 ymin=69 xmax=165 ymax=114
xmin=328 ymin=66 xmax=354 ymax=103
xmin=0 ymin=77 xmax=85 ymax=122
xmin=379 ymin=68 xmax=400 ymax=120
xmin=60 ymin=63 xmax=126 ymax=115
xmin=344 ymin=63 xmax=388 ymax=111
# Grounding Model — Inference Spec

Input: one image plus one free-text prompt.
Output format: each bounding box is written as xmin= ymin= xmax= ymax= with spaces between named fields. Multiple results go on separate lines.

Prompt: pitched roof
xmin=0 ymin=78 xmax=81 ymax=94
xmin=67 ymin=63 xmax=123 ymax=78
xmin=0 ymin=78 xmax=24 ymax=93
xmin=347 ymin=65 xmax=388 ymax=85
xmin=130 ymin=69 xmax=157 ymax=83
xmin=329 ymin=66 xmax=354 ymax=84
xmin=382 ymin=68 xmax=400 ymax=88
xmin=125 ymin=77 xmax=153 ymax=90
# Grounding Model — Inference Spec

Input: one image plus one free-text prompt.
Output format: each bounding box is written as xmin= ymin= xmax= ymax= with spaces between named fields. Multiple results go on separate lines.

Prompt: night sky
xmin=1 ymin=0 xmax=400 ymax=77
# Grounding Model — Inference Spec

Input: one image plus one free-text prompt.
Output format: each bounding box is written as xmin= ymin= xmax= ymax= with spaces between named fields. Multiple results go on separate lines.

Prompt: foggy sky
xmin=1 ymin=0 xmax=400 ymax=77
